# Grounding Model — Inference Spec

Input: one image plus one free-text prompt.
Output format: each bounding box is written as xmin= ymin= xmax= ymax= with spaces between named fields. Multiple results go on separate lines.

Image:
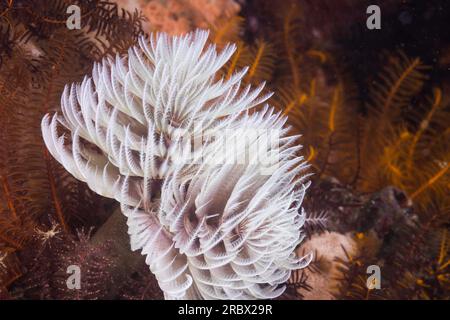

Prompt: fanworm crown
xmin=41 ymin=30 xmax=311 ymax=299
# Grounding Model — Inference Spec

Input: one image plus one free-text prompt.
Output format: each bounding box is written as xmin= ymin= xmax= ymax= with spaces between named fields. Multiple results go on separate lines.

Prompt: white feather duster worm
xmin=41 ymin=30 xmax=312 ymax=299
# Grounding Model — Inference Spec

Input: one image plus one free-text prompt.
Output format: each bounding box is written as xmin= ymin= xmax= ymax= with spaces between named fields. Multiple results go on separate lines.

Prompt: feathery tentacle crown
xmin=41 ymin=29 xmax=311 ymax=299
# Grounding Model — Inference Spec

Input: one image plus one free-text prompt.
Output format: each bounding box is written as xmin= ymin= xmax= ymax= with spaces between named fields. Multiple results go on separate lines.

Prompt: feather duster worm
xmin=41 ymin=30 xmax=311 ymax=299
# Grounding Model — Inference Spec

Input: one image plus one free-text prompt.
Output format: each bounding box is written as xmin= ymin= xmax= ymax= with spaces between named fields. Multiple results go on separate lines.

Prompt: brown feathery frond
xmin=358 ymin=51 xmax=430 ymax=192
xmin=210 ymin=15 xmax=244 ymax=47
xmin=276 ymin=2 xmax=303 ymax=90
xmin=0 ymin=0 xmax=144 ymax=292
xmin=221 ymin=40 xmax=252 ymax=80
xmin=367 ymin=51 xmax=429 ymax=119
xmin=245 ymin=39 xmax=276 ymax=83
xmin=275 ymin=73 xmax=359 ymax=184
xmin=0 ymin=70 xmax=39 ymax=250
xmin=385 ymin=222 xmax=450 ymax=299
xmin=284 ymin=269 xmax=312 ymax=299
xmin=304 ymin=211 xmax=329 ymax=238
xmin=332 ymin=245 xmax=386 ymax=300
xmin=0 ymin=250 xmax=22 ymax=290
xmin=375 ymin=88 xmax=449 ymax=211
xmin=221 ymin=39 xmax=276 ymax=85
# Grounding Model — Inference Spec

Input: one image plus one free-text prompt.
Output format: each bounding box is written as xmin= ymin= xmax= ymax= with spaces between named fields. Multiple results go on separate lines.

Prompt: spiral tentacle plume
xmin=41 ymin=30 xmax=311 ymax=299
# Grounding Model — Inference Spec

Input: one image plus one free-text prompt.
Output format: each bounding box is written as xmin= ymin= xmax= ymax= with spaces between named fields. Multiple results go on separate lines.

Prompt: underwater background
xmin=0 ymin=0 xmax=449 ymax=299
